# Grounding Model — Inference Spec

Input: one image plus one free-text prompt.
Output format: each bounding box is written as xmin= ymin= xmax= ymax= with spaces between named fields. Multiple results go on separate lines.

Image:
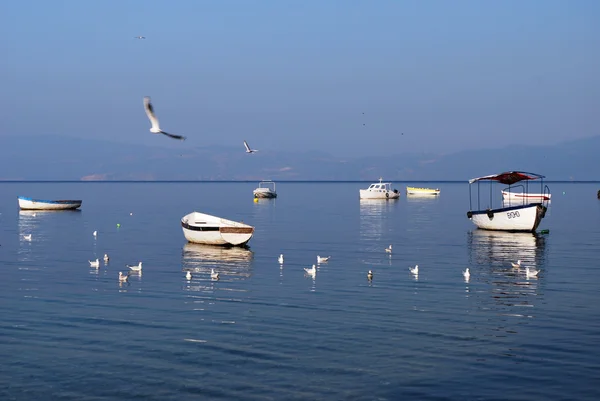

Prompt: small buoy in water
xmin=563 ymin=191 xmax=566 ymax=195
xmin=540 ymin=229 xmax=550 ymax=234
xmin=254 ymin=198 xmax=258 ymax=202
xmin=130 ymin=212 xmax=133 ymax=216
xmin=117 ymin=223 xmax=121 ymax=228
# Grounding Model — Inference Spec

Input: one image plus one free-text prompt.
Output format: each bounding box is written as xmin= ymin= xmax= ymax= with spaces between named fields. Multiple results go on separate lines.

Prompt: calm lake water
xmin=1 ymin=181 xmax=599 ymax=400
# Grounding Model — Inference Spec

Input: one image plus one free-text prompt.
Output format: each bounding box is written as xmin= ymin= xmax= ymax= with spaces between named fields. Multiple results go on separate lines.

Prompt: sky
xmin=1 ymin=0 xmax=599 ymax=157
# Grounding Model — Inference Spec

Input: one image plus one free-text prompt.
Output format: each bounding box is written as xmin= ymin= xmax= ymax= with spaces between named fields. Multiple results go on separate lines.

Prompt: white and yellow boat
xmin=406 ymin=187 xmax=440 ymax=196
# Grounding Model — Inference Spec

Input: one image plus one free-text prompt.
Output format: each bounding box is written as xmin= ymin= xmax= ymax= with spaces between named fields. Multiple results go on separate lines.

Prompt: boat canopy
xmin=468 ymin=171 xmax=545 ymax=185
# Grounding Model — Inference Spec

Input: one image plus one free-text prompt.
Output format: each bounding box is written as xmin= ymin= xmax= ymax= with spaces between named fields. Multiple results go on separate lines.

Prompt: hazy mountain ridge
xmin=0 ymin=135 xmax=598 ymax=181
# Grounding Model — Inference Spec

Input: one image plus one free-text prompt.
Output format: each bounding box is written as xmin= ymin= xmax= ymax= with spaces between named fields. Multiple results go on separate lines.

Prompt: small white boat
xmin=181 ymin=212 xmax=254 ymax=246
xmin=406 ymin=186 xmax=440 ymax=196
xmin=467 ymin=171 xmax=550 ymax=232
xmin=359 ymin=178 xmax=400 ymax=200
xmin=18 ymin=196 xmax=82 ymax=211
xmin=253 ymin=180 xmax=277 ymax=198
xmin=502 ymin=190 xmax=551 ymax=202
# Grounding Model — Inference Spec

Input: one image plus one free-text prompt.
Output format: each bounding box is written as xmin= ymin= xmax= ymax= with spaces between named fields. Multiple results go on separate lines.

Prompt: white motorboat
xmin=181 ymin=212 xmax=254 ymax=246
xmin=467 ymin=171 xmax=550 ymax=232
xmin=253 ymin=180 xmax=277 ymax=198
xmin=18 ymin=196 xmax=82 ymax=210
xmin=359 ymin=178 xmax=400 ymax=200
xmin=502 ymin=190 xmax=551 ymax=203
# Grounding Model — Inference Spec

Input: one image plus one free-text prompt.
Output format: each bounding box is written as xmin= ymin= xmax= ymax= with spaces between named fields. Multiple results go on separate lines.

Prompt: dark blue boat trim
xmin=181 ymin=222 xmax=219 ymax=232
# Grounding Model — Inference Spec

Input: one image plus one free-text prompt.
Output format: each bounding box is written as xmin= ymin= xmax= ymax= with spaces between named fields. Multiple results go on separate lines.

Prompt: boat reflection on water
xmin=467 ymin=229 xmax=547 ymax=324
xmin=359 ymin=199 xmax=395 ymax=241
xmin=468 ymin=230 xmax=546 ymax=269
xmin=181 ymin=243 xmax=254 ymax=281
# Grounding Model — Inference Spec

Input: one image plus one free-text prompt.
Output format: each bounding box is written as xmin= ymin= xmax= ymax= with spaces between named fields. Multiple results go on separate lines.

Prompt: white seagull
xmin=317 ymin=255 xmax=331 ymax=263
xmin=186 ymin=271 xmax=192 ymax=280
xmin=463 ymin=268 xmax=470 ymax=281
xmin=526 ymin=267 xmax=540 ymax=278
xmin=93 ymin=231 xmax=97 ymax=237
xmin=89 ymin=259 xmax=100 ymax=268
xmin=385 ymin=245 xmax=392 ymax=253
xmin=367 ymin=270 xmax=373 ymax=280
xmin=127 ymin=262 xmax=142 ymax=272
xmin=118 ymin=271 xmax=129 ymax=282
xmin=409 ymin=265 xmax=419 ymax=275
xmin=103 ymin=253 xmax=110 ymax=262
xmin=278 ymin=254 xmax=284 ymax=264
xmin=143 ymin=96 xmax=186 ymax=140
xmin=134 ymin=36 xmax=146 ymax=39
xmin=243 ymin=140 xmax=257 ymax=153
xmin=22 ymin=234 xmax=32 ymax=241
xmin=210 ymin=269 xmax=219 ymax=280
xmin=304 ymin=264 xmax=316 ymax=276
xmin=511 ymin=260 xmax=522 ymax=268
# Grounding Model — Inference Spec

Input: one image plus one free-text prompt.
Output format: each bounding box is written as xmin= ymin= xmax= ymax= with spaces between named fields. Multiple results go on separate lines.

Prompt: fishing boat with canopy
xmin=467 ymin=171 xmax=550 ymax=232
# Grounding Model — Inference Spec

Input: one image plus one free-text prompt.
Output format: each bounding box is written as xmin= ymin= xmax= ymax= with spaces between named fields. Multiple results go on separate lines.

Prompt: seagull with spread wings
xmin=243 ymin=140 xmax=257 ymax=153
xmin=143 ymin=97 xmax=186 ymax=140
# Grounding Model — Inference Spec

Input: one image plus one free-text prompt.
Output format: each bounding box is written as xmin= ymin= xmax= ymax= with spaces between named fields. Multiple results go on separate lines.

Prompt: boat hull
xmin=253 ymin=189 xmax=277 ymax=198
xmin=467 ymin=203 xmax=547 ymax=232
xmin=18 ymin=196 xmax=82 ymax=210
xmin=359 ymin=190 xmax=400 ymax=200
xmin=502 ymin=191 xmax=551 ymax=202
xmin=406 ymin=187 xmax=440 ymax=196
xmin=181 ymin=212 xmax=254 ymax=246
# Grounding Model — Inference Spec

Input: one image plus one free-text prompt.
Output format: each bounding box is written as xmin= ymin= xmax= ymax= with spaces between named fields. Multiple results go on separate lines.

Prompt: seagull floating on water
xmin=385 ymin=245 xmax=392 ymax=253
xmin=22 ymin=234 xmax=32 ymax=241
xmin=127 ymin=262 xmax=142 ymax=272
xmin=118 ymin=271 xmax=129 ymax=282
xmin=409 ymin=265 xmax=419 ymax=275
xmin=463 ymin=268 xmax=470 ymax=281
xmin=143 ymin=96 xmax=186 ymax=140
xmin=317 ymin=255 xmax=331 ymax=263
xmin=93 ymin=231 xmax=97 ymax=237
xmin=511 ymin=260 xmax=522 ymax=268
xmin=367 ymin=270 xmax=373 ymax=280
xmin=134 ymin=36 xmax=146 ymax=39
xmin=243 ymin=140 xmax=257 ymax=153
xmin=526 ymin=267 xmax=540 ymax=278
xmin=304 ymin=265 xmax=316 ymax=276
xmin=186 ymin=271 xmax=192 ymax=280
xmin=89 ymin=259 xmax=100 ymax=268
xmin=103 ymin=253 xmax=109 ymax=262
xmin=278 ymin=254 xmax=284 ymax=264
xmin=210 ymin=269 xmax=219 ymax=280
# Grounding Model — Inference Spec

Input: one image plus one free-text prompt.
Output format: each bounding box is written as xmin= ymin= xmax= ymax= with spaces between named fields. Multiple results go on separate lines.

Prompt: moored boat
xmin=181 ymin=211 xmax=254 ymax=246
xmin=406 ymin=186 xmax=440 ymax=196
xmin=359 ymin=178 xmax=400 ymax=200
xmin=18 ymin=196 xmax=82 ymax=210
xmin=467 ymin=171 xmax=550 ymax=232
xmin=253 ymin=180 xmax=277 ymax=198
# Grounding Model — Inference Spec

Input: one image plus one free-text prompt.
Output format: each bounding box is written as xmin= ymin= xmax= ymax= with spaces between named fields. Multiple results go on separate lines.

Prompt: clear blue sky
xmin=1 ymin=0 xmax=598 ymax=157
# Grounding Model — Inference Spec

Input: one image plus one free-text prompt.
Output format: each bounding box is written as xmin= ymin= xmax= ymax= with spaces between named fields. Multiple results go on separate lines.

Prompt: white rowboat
xmin=181 ymin=212 xmax=254 ymax=246
xmin=18 ymin=196 xmax=82 ymax=210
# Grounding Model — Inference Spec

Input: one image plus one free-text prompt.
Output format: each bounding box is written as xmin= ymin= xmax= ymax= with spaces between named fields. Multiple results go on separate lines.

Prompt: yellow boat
xmin=406 ymin=186 xmax=440 ymax=196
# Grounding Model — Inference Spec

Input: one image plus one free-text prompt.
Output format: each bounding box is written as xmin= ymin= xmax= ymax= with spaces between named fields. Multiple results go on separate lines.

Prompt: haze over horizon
xmin=1 ymin=1 xmax=599 ymax=159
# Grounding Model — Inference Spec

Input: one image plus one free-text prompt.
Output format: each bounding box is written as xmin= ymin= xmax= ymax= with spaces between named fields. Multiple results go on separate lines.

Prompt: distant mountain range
xmin=0 ymin=135 xmax=598 ymax=181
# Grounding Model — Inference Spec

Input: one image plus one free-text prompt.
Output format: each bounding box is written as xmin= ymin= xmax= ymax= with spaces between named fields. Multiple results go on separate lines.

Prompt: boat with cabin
xmin=406 ymin=186 xmax=440 ymax=196
xmin=18 ymin=196 xmax=82 ymax=210
xmin=467 ymin=171 xmax=550 ymax=232
xmin=181 ymin=211 xmax=254 ymax=246
xmin=359 ymin=178 xmax=400 ymax=200
xmin=253 ymin=180 xmax=277 ymax=198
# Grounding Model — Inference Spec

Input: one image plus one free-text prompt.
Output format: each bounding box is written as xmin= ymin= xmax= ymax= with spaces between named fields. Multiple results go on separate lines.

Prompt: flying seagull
xmin=134 ymin=36 xmax=146 ymax=39
xmin=243 ymin=140 xmax=257 ymax=153
xmin=143 ymin=97 xmax=186 ymax=140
